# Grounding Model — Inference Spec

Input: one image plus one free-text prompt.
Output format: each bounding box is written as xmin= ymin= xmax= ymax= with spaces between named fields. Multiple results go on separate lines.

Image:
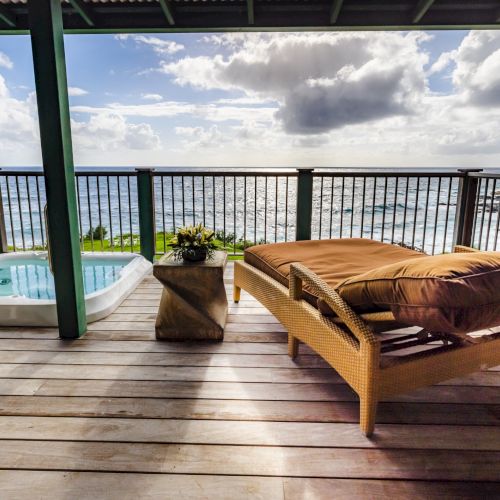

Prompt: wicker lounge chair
xmin=233 ymin=240 xmax=500 ymax=436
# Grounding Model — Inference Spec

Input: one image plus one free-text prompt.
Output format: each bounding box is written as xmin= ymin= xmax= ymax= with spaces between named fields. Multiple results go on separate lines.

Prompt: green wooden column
xmin=296 ymin=168 xmax=314 ymax=240
xmin=28 ymin=0 xmax=86 ymax=338
xmin=136 ymin=168 xmax=156 ymax=262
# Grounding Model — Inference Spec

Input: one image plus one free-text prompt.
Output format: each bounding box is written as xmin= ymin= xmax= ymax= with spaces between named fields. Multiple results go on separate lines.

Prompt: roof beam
xmin=412 ymin=0 xmax=435 ymax=24
xmin=329 ymin=0 xmax=344 ymax=25
xmin=68 ymin=0 xmax=96 ymax=27
xmin=0 ymin=5 xmax=16 ymax=28
xmin=247 ymin=0 xmax=254 ymax=25
xmin=159 ymin=0 xmax=175 ymax=26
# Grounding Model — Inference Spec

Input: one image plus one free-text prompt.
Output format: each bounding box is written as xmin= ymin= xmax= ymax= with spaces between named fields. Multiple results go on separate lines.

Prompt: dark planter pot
xmin=182 ymin=247 xmax=208 ymax=262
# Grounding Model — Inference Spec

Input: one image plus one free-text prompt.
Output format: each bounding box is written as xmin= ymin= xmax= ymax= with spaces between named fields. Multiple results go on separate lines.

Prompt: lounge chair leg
xmin=233 ymin=285 xmax=241 ymax=303
xmin=359 ymin=396 xmax=378 ymax=437
xmin=288 ymin=335 xmax=299 ymax=358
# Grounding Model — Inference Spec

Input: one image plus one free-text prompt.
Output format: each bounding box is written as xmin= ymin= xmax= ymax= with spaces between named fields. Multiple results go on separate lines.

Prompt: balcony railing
xmin=0 ymin=168 xmax=499 ymax=257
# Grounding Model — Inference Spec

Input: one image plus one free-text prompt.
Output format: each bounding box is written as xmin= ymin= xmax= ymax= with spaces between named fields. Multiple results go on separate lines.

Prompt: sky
xmin=1 ymin=30 xmax=500 ymax=168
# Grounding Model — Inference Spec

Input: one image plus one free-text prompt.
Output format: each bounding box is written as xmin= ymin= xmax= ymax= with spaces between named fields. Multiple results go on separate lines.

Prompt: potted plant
xmin=170 ymin=224 xmax=217 ymax=262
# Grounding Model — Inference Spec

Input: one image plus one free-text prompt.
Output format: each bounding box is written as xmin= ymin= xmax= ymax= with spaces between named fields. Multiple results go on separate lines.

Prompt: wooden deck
xmin=0 ymin=263 xmax=498 ymax=499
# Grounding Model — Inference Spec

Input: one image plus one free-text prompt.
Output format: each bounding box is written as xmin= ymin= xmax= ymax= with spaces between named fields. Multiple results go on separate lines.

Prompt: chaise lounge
xmin=233 ymin=238 xmax=500 ymax=436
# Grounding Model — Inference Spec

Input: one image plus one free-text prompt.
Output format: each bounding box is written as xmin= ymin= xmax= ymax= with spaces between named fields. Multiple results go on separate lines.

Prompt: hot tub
xmin=0 ymin=252 xmax=152 ymax=327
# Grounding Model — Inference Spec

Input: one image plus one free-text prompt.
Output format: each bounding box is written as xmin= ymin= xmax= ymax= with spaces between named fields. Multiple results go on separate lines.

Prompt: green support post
xmin=28 ymin=0 xmax=87 ymax=338
xmin=453 ymin=169 xmax=483 ymax=248
xmin=136 ymin=168 xmax=156 ymax=262
xmin=296 ymin=168 xmax=314 ymax=240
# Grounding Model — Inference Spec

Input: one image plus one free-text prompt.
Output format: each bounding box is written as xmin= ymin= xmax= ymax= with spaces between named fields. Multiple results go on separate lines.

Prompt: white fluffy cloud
xmin=68 ymin=86 xmax=88 ymax=96
xmin=0 ymin=51 xmax=13 ymax=70
xmin=72 ymin=101 xmax=276 ymax=123
xmin=117 ymin=34 xmax=184 ymax=56
xmin=450 ymin=31 xmax=500 ymax=107
xmin=0 ymin=74 xmax=38 ymax=154
xmin=141 ymin=93 xmax=163 ymax=101
xmin=71 ymin=113 xmax=161 ymax=151
xmin=162 ymin=32 xmax=429 ymax=134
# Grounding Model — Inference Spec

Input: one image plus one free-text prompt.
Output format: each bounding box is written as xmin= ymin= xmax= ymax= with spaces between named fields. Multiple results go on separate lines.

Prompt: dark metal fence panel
xmin=470 ymin=174 xmax=500 ymax=251
xmin=74 ymin=172 xmax=139 ymax=253
xmin=0 ymin=168 xmax=498 ymax=256
xmin=0 ymin=172 xmax=47 ymax=251
xmin=311 ymin=173 xmax=462 ymax=254
xmin=153 ymin=172 xmax=297 ymax=255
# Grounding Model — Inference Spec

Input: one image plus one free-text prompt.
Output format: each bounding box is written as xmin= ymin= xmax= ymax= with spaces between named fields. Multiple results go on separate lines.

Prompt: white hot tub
xmin=0 ymin=252 xmax=152 ymax=327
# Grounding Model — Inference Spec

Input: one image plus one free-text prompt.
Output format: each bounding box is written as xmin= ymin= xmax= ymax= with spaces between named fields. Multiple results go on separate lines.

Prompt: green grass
xmin=10 ymin=232 xmax=248 ymax=260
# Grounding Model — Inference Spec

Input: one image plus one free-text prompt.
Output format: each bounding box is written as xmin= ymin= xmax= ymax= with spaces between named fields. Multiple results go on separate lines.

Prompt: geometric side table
xmin=153 ymin=251 xmax=228 ymax=341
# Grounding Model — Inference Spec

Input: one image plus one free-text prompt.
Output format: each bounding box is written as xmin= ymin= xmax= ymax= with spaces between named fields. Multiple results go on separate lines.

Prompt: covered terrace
xmin=0 ymin=1 xmax=498 ymax=497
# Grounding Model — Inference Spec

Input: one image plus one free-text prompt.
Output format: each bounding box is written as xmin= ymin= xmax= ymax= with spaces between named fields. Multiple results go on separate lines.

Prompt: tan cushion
xmin=336 ymin=251 xmax=500 ymax=333
xmin=244 ymin=238 xmax=424 ymax=308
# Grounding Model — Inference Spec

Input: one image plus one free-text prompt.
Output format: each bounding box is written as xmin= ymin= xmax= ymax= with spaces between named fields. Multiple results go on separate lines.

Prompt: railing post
xmin=453 ymin=169 xmax=483 ymax=247
xmin=0 ymin=173 xmax=7 ymax=253
xmin=136 ymin=168 xmax=156 ymax=262
xmin=296 ymin=168 xmax=314 ymax=240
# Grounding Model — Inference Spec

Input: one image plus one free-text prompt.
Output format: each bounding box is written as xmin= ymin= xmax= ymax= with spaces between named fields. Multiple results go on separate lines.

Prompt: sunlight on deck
xmin=0 ymin=263 xmax=498 ymax=499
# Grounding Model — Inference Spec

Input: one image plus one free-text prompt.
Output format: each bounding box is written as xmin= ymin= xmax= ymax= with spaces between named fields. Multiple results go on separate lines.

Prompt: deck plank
xmin=0 ymin=262 xmax=498 ymax=496
xmin=1 ymin=396 xmax=497 ymax=425
xmin=1 ymin=416 xmax=498 ymax=450
xmin=0 ymin=471 xmax=283 ymax=500
xmin=0 ymin=441 xmax=498 ymax=480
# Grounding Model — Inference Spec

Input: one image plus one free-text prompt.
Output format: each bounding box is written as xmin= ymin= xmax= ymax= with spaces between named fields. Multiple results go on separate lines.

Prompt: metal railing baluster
xmin=391 ymin=177 xmax=399 ymax=245
xmin=478 ymin=178 xmax=489 ymax=249
xmin=493 ymin=179 xmax=500 ymax=250
xmin=443 ymin=177 xmax=453 ymax=253
xmin=86 ymin=176 xmax=94 ymax=251
xmin=485 ymin=179 xmax=496 ymax=250
xmin=431 ymin=177 xmax=442 ymax=255
xmin=370 ymin=177 xmax=376 ymax=240
xmin=360 ymin=177 xmax=366 ymax=238
xmin=25 ymin=176 xmax=35 ymax=250
xmin=274 ymin=176 xmax=278 ymax=243
xmin=402 ymin=177 xmax=409 ymax=245
xmin=117 ymin=176 xmax=124 ymax=252
xmin=107 ymin=176 xmax=114 ymax=251
xmin=15 ymin=177 xmax=25 ymax=250
xmin=318 ymin=176 xmax=324 ymax=239
xmin=76 ymin=177 xmax=84 ymax=250
xmin=422 ymin=177 xmax=431 ymax=252
xmin=161 ymin=177 xmax=166 ymax=253
xmin=36 ymin=176 xmax=45 ymax=248
xmin=381 ymin=177 xmax=388 ymax=242
xmin=254 ymin=176 xmax=257 ymax=245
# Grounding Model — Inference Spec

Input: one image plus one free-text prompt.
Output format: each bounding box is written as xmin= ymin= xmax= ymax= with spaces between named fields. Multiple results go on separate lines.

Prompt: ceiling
xmin=0 ymin=0 xmax=499 ymax=33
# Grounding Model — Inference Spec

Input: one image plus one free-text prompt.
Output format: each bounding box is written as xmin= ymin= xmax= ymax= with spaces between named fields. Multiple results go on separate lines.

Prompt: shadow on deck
xmin=0 ymin=263 xmax=498 ymax=499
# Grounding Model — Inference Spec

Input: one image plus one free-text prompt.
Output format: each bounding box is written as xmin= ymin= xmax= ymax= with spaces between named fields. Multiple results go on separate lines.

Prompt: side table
xmin=153 ymin=251 xmax=228 ymax=340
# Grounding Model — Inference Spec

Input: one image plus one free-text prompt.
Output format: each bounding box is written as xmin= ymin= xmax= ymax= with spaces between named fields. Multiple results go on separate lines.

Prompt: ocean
xmin=0 ymin=167 xmax=498 ymax=254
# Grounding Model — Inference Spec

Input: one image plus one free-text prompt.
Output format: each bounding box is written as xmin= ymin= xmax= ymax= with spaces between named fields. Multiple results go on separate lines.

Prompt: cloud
xmin=175 ymin=125 xmax=228 ymax=149
xmin=141 ymin=93 xmax=163 ymax=101
xmin=435 ymin=124 xmax=500 ymax=155
xmin=0 ymin=51 xmax=13 ymax=70
xmin=118 ymin=34 xmax=184 ymax=56
xmin=427 ymin=50 xmax=457 ymax=75
xmin=71 ymin=113 xmax=161 ymax=151
xmin=71 ymin=101 xmax=276 ymax=123
xmin=452 ymin=31 xmax=500 ymax=107
xmin=68 ymin=87 xmax=88 ymax=96
xmin=0 ymin=74 xmax=38 ymax=152
xmin=162 ymin=32 xmax=429 ymax=134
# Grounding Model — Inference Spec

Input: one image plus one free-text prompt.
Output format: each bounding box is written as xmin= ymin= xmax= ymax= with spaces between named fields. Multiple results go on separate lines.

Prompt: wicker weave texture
xmin=234 ymin=244 xmax=500 ymax=436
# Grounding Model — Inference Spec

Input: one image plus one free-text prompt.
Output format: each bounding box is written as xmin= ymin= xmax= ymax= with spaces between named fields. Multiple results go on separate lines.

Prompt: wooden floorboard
xmin=0 ymin=263 xmax=498 ymax=499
